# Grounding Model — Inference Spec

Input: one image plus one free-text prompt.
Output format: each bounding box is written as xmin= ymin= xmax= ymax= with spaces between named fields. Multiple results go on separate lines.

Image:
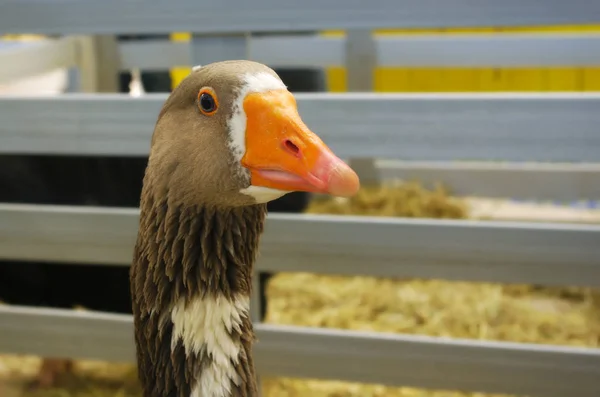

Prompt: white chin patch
xmin=240 ymin=186 xmax=290 ymax=204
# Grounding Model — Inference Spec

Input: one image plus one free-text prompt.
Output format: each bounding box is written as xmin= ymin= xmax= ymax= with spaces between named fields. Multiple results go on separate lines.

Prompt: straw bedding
xmin=260 ymin=182 xmax=599 ymax=397
xmin=1 ymin=181 xmax=598 ymax=397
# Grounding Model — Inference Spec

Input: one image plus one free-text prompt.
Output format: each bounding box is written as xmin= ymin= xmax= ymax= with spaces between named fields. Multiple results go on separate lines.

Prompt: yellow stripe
xmin=326 ymin=25 xmax=600 ymax=93
xmin=169 ymin=33 xmax=192 ymax=90
xmin=168 ymin=25 xmax=600 ymax=93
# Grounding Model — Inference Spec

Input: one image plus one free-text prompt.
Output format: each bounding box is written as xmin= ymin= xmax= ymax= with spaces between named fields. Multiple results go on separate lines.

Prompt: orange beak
xmin=240 ymin=90 xmax=360 ymax=197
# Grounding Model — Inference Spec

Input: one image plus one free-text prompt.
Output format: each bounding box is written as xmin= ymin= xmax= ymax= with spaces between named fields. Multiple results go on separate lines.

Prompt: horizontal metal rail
xmin=5 ymin=33 xmax=600 ymax=83
xmin=371 ymin=160 xmax=600 ymax=202
xmin=0 ymin=36 xmax=77 ymax=84
xmin=0 ymin=204 xmax=598 ymax=287
xmin=1 ymin=0 xmax=600 ymax=35
xmin=1 ymin=93 xmax=599 ymax=162
xmin=0 ymin=305 xmax=598 ymax=397
xmin=119 ymin=34 xmax=600 ymax=71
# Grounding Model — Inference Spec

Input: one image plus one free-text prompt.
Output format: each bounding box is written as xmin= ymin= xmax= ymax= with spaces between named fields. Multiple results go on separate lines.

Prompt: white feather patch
xmin=239 ymin=185 xmax=288 ymax=203
xmin=171 ymin=294 xmax=250 ymax=397
xmin=227 ymin=71 xmax=286 ymax=165
xmin=227 ymin=72 xmax=290 ymax=203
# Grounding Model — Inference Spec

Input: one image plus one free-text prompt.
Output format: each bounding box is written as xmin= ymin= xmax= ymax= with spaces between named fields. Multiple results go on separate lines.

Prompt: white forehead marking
xmin=192 ymin=64 xmax=203 ymax=72
xmin=227 ymin=72 xmax=290 ymax=203
xmin=228 ymin=71 xmax=287 ymax=164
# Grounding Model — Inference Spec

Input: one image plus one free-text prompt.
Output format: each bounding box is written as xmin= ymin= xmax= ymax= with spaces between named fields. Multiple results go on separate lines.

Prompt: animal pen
xmin=0 ymin=1 xmax=600 ymax=396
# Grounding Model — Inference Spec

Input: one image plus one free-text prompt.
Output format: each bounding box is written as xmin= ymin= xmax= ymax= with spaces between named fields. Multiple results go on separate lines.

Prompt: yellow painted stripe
xmin=168 ymin=25 xmax=600 ymax=93
xmin=169 ymin=32 xmax=192 ymax=90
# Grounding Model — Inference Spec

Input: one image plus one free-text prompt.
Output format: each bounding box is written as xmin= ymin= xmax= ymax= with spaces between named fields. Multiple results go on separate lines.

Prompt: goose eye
xmin=197 ymin=88 xmax=219 ymax=115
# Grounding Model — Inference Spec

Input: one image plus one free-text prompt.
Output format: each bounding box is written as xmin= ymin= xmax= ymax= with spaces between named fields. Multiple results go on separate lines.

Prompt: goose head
xmin=144 ymin=59 xmax=358 ymax=208
xmin=131 ymin=60 xmax=359 ymax=397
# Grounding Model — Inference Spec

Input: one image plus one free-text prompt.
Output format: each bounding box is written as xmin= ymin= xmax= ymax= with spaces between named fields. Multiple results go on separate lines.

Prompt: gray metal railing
xmin=2 ymin=93 xmax=599 ymax=162
xmin=1 ymin=93 xmax=599 ymax=201
xmin=1 ymin=204 xmax=598 ymax=286
xmin=1 ymin=0 xmax=600 ymax=34
xmin=120 ymin=33 xmax=600 ymax=70
xmin=2 ymin=304 xmax=599 ymax=397
xmin=6 ymin=34 xmax=600 ymax=84
xmin=0 ymin=2 xmax=599 ymax=396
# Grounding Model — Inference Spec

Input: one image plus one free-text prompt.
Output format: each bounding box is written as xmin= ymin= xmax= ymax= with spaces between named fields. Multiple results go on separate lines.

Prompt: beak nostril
xmin=283 ymin=139 xmax=301 ymax=157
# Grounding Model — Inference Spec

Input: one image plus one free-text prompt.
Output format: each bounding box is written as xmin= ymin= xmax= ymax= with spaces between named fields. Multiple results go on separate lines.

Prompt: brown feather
xmin=130 ymin=60 xmax=285 ymax=397
xmin=131 ymin=194 xmax=265 ymax=397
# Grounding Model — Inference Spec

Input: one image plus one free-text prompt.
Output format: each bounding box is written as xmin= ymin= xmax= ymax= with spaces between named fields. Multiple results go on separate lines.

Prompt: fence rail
xmin=1 ymin=93 xmax=599 ymax=162
xmin=118 ymin=33 xmax=600 ymax=71
xmin=6 ymin=33 xmax=600 ymax=85
xmin=1 ymin=203 xmax=599 ymax=287
xmin=0 ymin=304 xmax=599 ymax=397
xmin=370 ymin=160 xmax=600 ymax=202
xmin=0 ymin=36 xmax=77 ymax=84
xmin=2 ymin=0 xmax=600 ymax=35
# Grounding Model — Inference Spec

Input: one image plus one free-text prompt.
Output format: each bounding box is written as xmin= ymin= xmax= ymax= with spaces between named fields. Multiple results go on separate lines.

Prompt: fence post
xmin=345 ymin=29 xmax=379 ymax=184
xmin=75 ymin=35 xmax=120 ymax=92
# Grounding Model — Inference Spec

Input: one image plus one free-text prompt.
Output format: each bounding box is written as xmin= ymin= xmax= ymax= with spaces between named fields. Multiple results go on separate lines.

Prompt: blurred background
xmin=0 ymin=4 xmax=599 ymax=397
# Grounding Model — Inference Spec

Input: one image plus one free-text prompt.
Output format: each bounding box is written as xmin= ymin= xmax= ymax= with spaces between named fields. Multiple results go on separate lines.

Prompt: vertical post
xmin=345 ymin=29 xmax=376 ymax=92
xmin=76 ymin=35 xmax=120 ymax=92
xmin=345 ymin=29 xmax=379 ymax=184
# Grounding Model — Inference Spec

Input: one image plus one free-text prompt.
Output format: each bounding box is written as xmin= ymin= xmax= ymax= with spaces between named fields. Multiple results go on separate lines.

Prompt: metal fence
xmin=0 ymin=1 xmax=599 ymax=396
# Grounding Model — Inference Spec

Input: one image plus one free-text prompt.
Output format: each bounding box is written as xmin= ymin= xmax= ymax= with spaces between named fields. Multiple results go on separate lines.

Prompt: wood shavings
xmin=0 ymin=34 xmax=47 ymax=41
xmin=0 ymin=355 xmax=140 ymax=397
xmin=264 ymin=275 xmax=599 ymax=347
xmin=262 ymin=377 xmax=514 ymax=397
xmin=0 ymin=355 xmax=41 ymax=380
xmin=306 ymin=182 xmax=467 ymax=219
xmin=262 ymin=181 xmax=600 ymax=397
xmin=466 ymin=197 xmax=600 ymax=224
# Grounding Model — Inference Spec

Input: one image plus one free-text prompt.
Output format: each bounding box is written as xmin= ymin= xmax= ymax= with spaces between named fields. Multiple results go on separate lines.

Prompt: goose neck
xmin=131 ymin=197 xmax=267 ymax=397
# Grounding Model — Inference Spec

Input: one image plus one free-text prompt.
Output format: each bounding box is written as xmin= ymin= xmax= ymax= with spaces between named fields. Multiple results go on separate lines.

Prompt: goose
xmin=130 ymin=60 xmax=359 ymax=397
xmin=0 ymin=61 xmax=315 ymax=390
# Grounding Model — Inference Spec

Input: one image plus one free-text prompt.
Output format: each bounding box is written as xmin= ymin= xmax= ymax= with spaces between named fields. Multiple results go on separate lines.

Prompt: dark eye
xmin=200 ymin=93 xmax=215 ymax=112
xmin=197 ymin=88 xmax=219 ymax=115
